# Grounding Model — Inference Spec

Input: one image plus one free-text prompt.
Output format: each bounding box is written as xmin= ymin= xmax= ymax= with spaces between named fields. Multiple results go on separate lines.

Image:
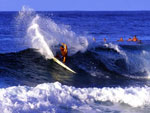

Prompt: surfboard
xmin=53 ymin=57 xmax=76 ymax=73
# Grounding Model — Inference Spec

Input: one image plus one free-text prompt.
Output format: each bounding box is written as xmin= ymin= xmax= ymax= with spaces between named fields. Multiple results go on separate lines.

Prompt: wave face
xmin=0 ymin=82 xmax=150 ymax=113
xmin=0 ymin=8 xmax=150 ymax=113
xmin=93 ymin=42 xmax=150 ymax=79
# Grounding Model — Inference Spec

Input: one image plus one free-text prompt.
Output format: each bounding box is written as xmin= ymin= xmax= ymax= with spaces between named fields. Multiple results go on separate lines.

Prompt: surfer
xmin=60 ymin=43 xmax=68 ymax=63
xmin=127 ymin=38 xmax=132 ymax=41
xmin=54 ymin=43 xmax=76 ymax=73
xmin=93 ymin=37 xmax=96 ymax=41
xmin=132 ymin=35 xmax=139 ymax=42
xmin=104 ymin=38 xmax=106 ymax=42
xmin=117 ymin=37 xmax=123 ymax=42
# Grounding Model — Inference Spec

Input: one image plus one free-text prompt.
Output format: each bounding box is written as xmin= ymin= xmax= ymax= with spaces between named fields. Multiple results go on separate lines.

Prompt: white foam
xmin=0 ymin=82 xmax=149 ymax=113
xmin=104 ymin=43 xmax=127 ymax=57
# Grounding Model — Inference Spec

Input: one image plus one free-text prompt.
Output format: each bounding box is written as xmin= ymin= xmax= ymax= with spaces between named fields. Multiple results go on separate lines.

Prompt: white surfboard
xmin=53 ymin=57 xmax=76 ymax=73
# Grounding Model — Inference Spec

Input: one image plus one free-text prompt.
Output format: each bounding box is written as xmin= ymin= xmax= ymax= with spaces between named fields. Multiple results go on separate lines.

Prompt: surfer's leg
xmin=63 ymin=57 xmax=66 ymax=63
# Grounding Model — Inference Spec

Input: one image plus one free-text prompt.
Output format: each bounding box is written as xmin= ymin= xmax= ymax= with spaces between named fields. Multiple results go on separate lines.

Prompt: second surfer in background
xmin=132 ymin=35 xmax=139 ymax=42
xmin=60 ymin=43 xmax=68 ymax=63
xmin=127 ymin=38 xmax=132 ymax=41
xmin=93 ymin=37 xmax=96 ymax=41
xmin=117 ymin=37 xmax=123 ymax=42
xmin=104 ymin=38 xmax=106 ymax=42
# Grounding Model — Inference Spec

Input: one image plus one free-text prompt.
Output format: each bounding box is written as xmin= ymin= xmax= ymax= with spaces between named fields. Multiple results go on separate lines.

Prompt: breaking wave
xmin=0 ymin=82 xmax=149 ymax=113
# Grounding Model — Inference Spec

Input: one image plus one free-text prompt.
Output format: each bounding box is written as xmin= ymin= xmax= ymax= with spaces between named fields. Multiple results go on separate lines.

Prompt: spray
xmin=27 ymin=15 xmax=54 ymax=59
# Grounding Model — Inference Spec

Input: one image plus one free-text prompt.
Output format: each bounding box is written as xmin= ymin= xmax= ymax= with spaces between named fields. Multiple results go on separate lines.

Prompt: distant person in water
xmin=132 ymin=35 xmax=139 ymax=42
xmin=93 ymin=37 xmax=96 ymax=41
xmin=60 ymin=43 xmax=68 ymax=63
xmin=104 ymin=38 xmax=106 ymax=42
xmin=117 ymin=37 xmax=123 ymax=42
xmin=127 ymin=38 xmax=132 ymax=41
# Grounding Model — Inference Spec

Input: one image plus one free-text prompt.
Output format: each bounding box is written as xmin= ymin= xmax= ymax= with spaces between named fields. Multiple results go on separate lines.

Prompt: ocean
xmin=0 ymin=9 xmax=150 ymax=113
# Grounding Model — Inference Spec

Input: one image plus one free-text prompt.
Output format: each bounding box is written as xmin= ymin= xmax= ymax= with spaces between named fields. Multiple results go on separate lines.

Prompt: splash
xmin=26 ymin=14 xmax=89 ymax=59
xmin=17 ymin=6 xmax=35 ymax=30
xmin=27 ymin=15 xmax=54 ymax=59
xmin=23 ymin=8 xmax=89 ymax=59
xmin=18 ymin=6 xmax=34 ymax=19
xmin=29 ymin=15 xmax=89 ymax=56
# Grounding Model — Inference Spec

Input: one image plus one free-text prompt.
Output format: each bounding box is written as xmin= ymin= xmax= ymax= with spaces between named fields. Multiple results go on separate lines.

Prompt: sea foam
xmin=0 ymin=82 xmax=149 ymax=113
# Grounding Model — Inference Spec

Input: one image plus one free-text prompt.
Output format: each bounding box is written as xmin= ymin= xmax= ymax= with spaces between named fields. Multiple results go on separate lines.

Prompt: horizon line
xmin=0 ymin=10 xmax=150 ymax=12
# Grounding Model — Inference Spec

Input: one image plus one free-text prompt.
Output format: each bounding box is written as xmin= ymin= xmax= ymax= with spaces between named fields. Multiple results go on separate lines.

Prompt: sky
xmin=0 ymin=0 xmax=150 ymax=11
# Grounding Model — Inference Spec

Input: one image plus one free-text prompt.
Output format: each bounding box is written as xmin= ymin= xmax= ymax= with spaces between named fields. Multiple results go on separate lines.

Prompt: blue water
xmin=0 ymin=10 xmax=150 ymax=113
xmin=47 ymin=11 xmax=150 ymax=40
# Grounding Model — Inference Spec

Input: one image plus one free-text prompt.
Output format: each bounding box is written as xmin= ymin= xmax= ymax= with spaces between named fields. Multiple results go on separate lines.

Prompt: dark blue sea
xmin=0 ymin=8 xmax=150 ymax=113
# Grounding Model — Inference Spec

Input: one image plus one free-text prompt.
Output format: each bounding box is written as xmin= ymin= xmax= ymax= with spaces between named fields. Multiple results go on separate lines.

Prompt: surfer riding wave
xmin=56 ymin=43 xmax=68 ymax=63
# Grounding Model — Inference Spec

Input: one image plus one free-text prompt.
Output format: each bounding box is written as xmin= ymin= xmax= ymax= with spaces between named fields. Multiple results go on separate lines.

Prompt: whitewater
xmin=0 ymin=82 xmax=150 ymax=113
